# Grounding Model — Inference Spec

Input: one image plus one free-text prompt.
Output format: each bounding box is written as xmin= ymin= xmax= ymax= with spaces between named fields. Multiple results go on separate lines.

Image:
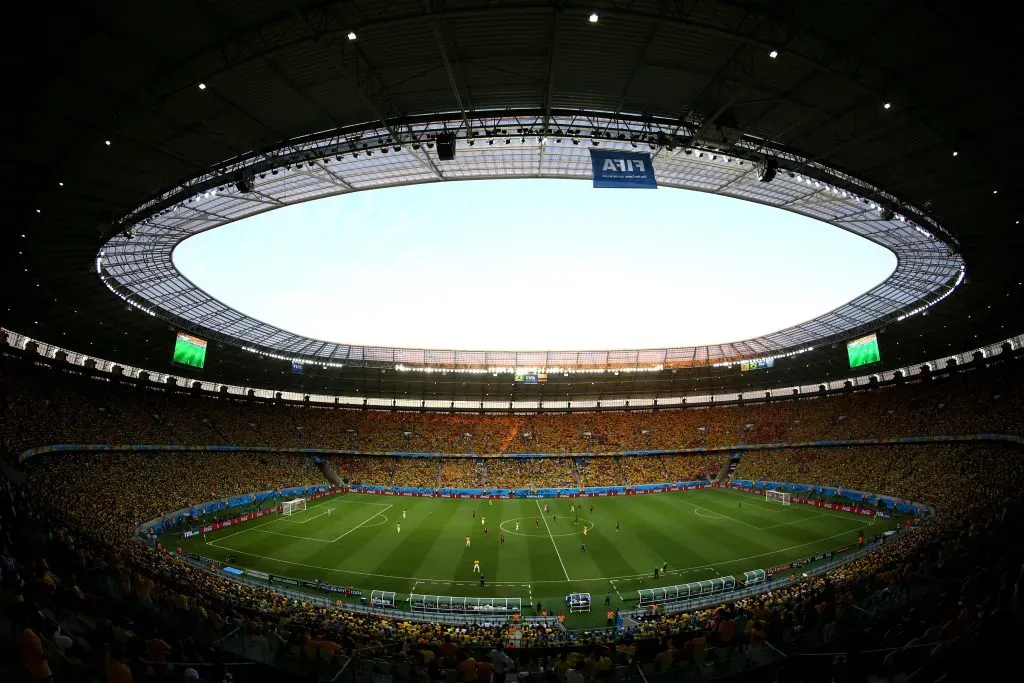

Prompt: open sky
xmin=173 ymin=179 xmax=896 ymax=351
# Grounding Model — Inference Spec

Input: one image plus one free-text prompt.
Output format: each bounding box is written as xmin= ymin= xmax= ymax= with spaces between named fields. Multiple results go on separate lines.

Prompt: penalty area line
xmin=331 ymin=504 xmax=393 ymax=542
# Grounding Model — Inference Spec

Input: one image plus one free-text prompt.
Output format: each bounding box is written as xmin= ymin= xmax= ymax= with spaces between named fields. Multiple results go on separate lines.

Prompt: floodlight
xmin=952 ymin=151 xmax=959 ymax=157
xmin=198 ymin=83 xmax=206 ymax=90
xmin=347 ymin=31 xmax=357 ymax=40
xmin=589 ymin=12 xmax=599 ymax=23
xmin=769 ymin=49 xmax=779 ymax=59
xmin=104 ymin=140 xmax=111 ymax=146
xmin=883 ymin=102 xmax=892 ymax=110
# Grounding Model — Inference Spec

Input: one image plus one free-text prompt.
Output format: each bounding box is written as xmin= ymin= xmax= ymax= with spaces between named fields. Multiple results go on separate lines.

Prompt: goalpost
xmin=282 ymin=498 xmax=307 ymax=515
xmin=766 ymin=490 xmax=791 ymax=505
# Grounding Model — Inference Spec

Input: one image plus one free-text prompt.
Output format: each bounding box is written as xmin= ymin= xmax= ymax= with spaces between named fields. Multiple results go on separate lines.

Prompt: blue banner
xmin=590 ymin=150 xmax=657 ymax=189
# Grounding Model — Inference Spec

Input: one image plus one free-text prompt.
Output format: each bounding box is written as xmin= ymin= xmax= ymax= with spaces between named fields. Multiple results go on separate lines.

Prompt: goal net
xmin=282 ymin=498 xmax=307 ymax=515
xmin=766 ymin=490 xmax=791 ymax=505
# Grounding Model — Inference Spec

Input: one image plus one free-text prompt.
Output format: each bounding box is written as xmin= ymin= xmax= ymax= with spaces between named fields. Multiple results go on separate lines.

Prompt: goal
xmin=282 ymin=498 xmax=307 ymax=515
xmin=766 ymin=490 xmax=791 ymax=505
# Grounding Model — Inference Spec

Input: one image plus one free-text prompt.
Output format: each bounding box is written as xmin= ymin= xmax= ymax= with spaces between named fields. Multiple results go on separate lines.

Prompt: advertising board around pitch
xmin=590 ymin=149 xmax=658 ymax=189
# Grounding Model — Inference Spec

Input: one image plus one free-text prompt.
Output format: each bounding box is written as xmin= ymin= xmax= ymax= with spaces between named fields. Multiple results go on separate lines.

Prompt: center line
xmin=536 ymin=500 xmax=570 ymax=581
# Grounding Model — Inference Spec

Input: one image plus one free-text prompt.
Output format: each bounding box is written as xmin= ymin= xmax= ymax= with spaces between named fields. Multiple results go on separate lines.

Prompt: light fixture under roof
xmin=952 ymin=150 xmax=959 ymax=157
xmin=104 ymin=140 xmax=111 ymax=146
xmin=589 ymin=12 xmax=599 ymax=23
xmin=198 ymin=83 xmax=206 ymax=90
xmin=883 ymin=102 xmax=892 ymax=110
xmin=769 ymin=49 xmax=779 ymax=59
xmin=347 ymin=31 xmax=357 ymax=40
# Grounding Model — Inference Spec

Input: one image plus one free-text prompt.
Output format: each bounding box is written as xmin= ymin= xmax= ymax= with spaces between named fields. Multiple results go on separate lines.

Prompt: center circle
xmin=693 ymin=507 xmax=727 ymax=519
xmin=499 ymin=516 xmax=595 ymax=537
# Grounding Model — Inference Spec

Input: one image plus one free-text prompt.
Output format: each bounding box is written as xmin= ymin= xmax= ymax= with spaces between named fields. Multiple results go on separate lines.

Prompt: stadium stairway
xmin=314 ymin=457 xmax=345 ymax=488
xmin=714 ymin=453 xmax=741 ymax=483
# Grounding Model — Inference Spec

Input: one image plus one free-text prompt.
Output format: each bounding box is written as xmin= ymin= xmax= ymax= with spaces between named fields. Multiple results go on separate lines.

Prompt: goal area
xmin=766 ymin=490 xmax=791 ymax=505
xmin=282 ymin=498 xmax=307 ymax=515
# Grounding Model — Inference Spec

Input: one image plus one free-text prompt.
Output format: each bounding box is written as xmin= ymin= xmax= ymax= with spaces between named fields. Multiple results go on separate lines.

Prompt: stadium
xmin=1 ymin=2 xmax=1022 ymax=683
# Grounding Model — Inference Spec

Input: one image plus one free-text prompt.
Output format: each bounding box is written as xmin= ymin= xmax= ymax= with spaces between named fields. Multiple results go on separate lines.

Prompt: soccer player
xmin=616 ymin=520 xmax=620 ymax=531
xmin=662 ymin=561 xmax=668 ymax=574
xmin=581 ymin=543 xmax=586 ymax=553
xmin=403 ymin=509 xmax=407 ymax=519
xmin=489 ymin=499 xmax=493 ymax=506
xmin=570 ymin=504 xmax=575 ymax=513
xmin=583 ymin=526 xmax=588 ymax=536
xmin=465 ymin=536 xmax=471 ymax=548
xmin=484 ymin=527 xmax=488 ymax=536
xmin=473 ymin=510 xmax=476 ymax=519
xmin=473 ymin=560 xmax=481 ymax=573
xmin=590 ymin=505 xmax=594 ymax=514
xmin=481 ymin=516 xmax=486 ymax=526
xmin=396 ymin=523 xmax=401 ymax=534
xmin=515 ymin=521 xmax=520 ymax=531
xmin=500 ymin=534 xmax=505 ymax=545
xmin=544 ymin=504 xmax=549 ymax=513
xmin=534 ymin=517 xmax=540 ymax=527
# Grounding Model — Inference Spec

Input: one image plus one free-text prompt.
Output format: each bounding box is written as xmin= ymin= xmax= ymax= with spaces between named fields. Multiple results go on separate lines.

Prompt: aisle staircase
xmin=713 ymin=453 xmax=742 ymax=483
xmin=314 ymin=457 xmax=345 ymax=488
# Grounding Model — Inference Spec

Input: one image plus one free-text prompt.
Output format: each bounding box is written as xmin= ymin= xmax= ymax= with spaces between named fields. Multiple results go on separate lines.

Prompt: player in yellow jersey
xmin=396 ymin=523 xmax=401 ymax=534
xmin=472 ymin=560 xmax=481 ymax=572
xmin=583 ymin=525 xmax=588 ymax=536
xmin=465 ymin=536 xmax=471 ymax=548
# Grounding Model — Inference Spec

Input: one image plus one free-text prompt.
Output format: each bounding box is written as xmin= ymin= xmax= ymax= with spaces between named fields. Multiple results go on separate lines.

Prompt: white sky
xmin=173 ymin=179 xmax=896 ymax=351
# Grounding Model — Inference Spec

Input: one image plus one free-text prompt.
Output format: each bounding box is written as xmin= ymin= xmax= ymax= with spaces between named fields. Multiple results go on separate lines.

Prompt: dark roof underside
xmin=2 ymin=0 xmax=1021 ymax=401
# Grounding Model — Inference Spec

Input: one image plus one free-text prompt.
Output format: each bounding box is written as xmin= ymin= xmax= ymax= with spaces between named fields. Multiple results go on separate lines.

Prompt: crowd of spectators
xmin=8 ymin=440 xmax=1023 ymax=682
xmin=328 ymin=455 xmax=396 ymax=487
xmin=396 ymin=458 xmax=442 ymax=489
xmin=660 ymin=454 xmax=721 ymax=485
xmin=578 ymin=457 xmax=624 ymax=487
xmin=532 ymin=458 xmax=580 ymax=489
xmin=3 ymin=352 xmax=1024 ymax=682
xmin=438 ymin=459 xmax=484 ymax=489
xmin=4 ymin=354 xmax=1023 ymax=460
xmin=483 ymin=458 xmax=533 ymax=490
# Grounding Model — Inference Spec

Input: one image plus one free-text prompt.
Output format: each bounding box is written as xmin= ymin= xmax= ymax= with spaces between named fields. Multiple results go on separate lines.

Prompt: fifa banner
xmin=590 ymin=149 xmax=658 ymax=189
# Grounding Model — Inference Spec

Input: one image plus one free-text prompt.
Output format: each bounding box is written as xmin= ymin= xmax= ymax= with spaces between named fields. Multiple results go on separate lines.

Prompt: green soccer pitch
xmin=168 ymin=488 xmax=877 ymax=627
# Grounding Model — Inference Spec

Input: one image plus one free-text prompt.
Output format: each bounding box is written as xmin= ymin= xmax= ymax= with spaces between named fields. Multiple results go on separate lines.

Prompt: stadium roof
xmin=2 ymin=0 xmax=1022 ymax=402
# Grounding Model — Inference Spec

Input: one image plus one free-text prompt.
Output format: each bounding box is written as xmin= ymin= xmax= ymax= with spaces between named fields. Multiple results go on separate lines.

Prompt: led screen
xmin=847 ymin=333 xmax=881 ymax=369
xmin=173 ymin=332 xmax=207 ymax=369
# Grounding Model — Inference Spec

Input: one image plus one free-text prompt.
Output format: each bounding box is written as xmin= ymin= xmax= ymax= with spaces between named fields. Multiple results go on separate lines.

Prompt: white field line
xmin=689 ymin=490 xmax=871 ymax=530
xmin=254 ymin=528 xmax=337 ymax=543
xmin=717 ymin=488 xmax=877 ymax=524
xmin=210 ymin=515 xmax=285 ymax=544
xmin=207 ymin=523 xmax=861 ymax=586
xmin=536 ymin=500 xmax=570 ymax=581
xmin=331 ymin=504 xmax=393 ymax=542
xmin=279 ymin=510 xmax=329 ymax=524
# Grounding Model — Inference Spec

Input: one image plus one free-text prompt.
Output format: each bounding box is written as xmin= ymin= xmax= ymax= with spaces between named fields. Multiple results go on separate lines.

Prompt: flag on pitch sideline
xmin=590 ymin=149 xmax=658 ymax=189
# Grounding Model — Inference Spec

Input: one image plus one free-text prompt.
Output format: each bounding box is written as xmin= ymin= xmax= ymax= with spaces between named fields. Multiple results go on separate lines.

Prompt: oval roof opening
xmin=173 ymin=178 xmax=896 ymax=352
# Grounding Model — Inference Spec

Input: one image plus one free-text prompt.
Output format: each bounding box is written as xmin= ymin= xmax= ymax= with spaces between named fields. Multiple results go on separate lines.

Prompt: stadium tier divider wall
xmin=19 ymin=433 xmax=1024 ymax=465
xmin=3 ymin=326 xmax=1021 ymax=413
